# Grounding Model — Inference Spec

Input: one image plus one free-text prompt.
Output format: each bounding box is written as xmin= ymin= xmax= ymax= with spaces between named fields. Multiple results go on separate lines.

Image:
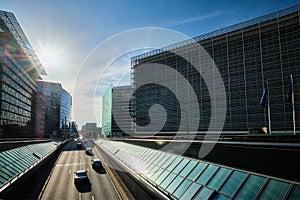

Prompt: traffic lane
xmin=40 ymin=141 xmax=120 ymax=200
xmin=89 ymin=147 xmax=121 ymax=200
xmin=41 ymin=141 xmax=80 ymax=200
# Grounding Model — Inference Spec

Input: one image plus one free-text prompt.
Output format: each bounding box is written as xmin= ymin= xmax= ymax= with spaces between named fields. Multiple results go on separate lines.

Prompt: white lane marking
xmin=79 ymin=193 xmax=81 ymax=200
xmin=56 ymin=163 xmax=85 ymax=167
xmin=91 ymin=195 xmax=94 ymax=200
xmin=68 ymin=169 xmax=71 ymax=174
xmin=87 ymin=168 xmax=89 ymax=172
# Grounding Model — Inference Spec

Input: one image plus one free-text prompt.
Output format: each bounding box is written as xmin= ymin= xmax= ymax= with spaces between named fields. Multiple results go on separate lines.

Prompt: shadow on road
xmin=93 ymin=166 xmax=107 ymax=174
xmin=74 ymin=181 xmax=92 ymax=193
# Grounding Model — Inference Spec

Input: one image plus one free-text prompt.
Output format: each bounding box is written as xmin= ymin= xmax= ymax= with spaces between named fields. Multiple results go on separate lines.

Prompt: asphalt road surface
xmin=40 ymin=140 xmax=121 ymax=200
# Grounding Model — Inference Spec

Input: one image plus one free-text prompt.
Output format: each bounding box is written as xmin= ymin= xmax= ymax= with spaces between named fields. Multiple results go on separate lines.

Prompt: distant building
xmin=35 ymin=81 xmax=72 ymax=138
xmin=0 ymin=10 xmax=46 ymax=138
xmin=132 ymin=4 xmax=300 ymax=134
xmin=81 ymin=122 xmax=101 ymax=138
xmin=71 ymin=121 xmax=79 ymax=138
xmin=102 ymin=85 xmax=133 ymax=137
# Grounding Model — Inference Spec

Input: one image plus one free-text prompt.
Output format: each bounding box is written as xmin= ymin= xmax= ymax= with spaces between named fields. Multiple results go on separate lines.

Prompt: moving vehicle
xmin=74 ymin=170 xmax=88 ymax=183
xmin=85 ymin=147 xmax=93 ymax=155
xmin=76 ymin=142 xmax=82 ymax=148
xmin=92 ymin=158 xmax=102 ymax=169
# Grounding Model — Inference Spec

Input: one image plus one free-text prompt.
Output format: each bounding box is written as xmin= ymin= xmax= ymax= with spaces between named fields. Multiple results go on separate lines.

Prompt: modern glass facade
xmin=102 ymin=85 xmax=133 ymax=136
xmin=132 ymin=4 xmax=300 ymax=134
xmin=102 ymin=85 xmax=112 ymax=136
xmin=60 ymin=88 xmax=72 ymax=127
xmin=0 ymin=10 xmax=46 ymax=138
xmin=36 ymin=81 xmax=72 ymax=138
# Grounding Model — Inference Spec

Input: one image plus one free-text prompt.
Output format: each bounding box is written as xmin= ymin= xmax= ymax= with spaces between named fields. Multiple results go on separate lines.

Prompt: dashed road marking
xmin=56 ymin=163 xmax=85 ymax=167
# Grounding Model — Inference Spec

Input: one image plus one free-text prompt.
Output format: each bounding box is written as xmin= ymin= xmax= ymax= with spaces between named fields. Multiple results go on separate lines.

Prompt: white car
xmin=74 ymin=170 xmax=88 ymax=183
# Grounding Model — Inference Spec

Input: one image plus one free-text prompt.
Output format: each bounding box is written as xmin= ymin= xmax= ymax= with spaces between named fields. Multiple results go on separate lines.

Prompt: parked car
xmin=92 ymin=158 xmax=102 ymax=169
xmin=74 ymin=170 xmax=88 ymax=183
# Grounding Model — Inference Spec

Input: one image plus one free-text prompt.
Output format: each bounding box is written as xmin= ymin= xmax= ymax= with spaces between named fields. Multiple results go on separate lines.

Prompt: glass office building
xmin=132 ymin=4 xmax=300 ymax=134
xmin=102 ymin=85 xmax=133 ymax=137
xmin=36 ymin=81 xmax=72 ymax=138
xmin=0 ymin=10 xmax=46 ymax=138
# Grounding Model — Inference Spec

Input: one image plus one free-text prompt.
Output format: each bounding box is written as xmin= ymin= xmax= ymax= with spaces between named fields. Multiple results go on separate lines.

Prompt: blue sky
xmin=1 ymin=0 xmax=300 ymax=127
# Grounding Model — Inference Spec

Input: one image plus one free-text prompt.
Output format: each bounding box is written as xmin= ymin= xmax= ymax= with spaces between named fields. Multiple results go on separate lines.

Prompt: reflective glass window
xmin=0 ymin=156 xmax=10 ymax=166
xmin=180 ymin=182 xmax=201 ymax=200
xmin=150 ymin=168 xmax=163 ymax=180
xmin=259 ymin=179 xmax=290 ymax=199
xmin=193 ymin=187 xmax=215 ymax=200
xmin=219 ymin=171 xmax=247 ymax=197
xmin=161 ymin=155 xmax=176 ymax=169
xmin=0 ymin=171 xmax=10 ymax=181
xmin=1 ymin=167 xmax=15 ymax=178
xmin=173 ymin=159 xmax=189 ymax=174
xmin=196 ymin=164 xmax=219 ymax=185
xmin=0 ymin=175 xmax=6 ymax=184
xmin=235 ymin=175 xmax=266 ymax=199
xmin=156 ymin=154 xmax=171 ymax=168
xmin=180 ymin=160 xmax=197 ymax=177
xmin=207 ymin=167 xmax=232 ymax=190
xmin=152 ymin=153 xmax=165 ymax=165
xmin=166 ymin=176 xmax=184 ymax=194
xmin=214 ymin=193 xmax=231 ymax=200
xmin=287 ymin=185 xmax=300 ymax=199
xmin=173 ymin=179 xmax=192 ymax=199
xmin=155 ymin=170 xmax=170 ymax=185
xmin=167 ymin=157 xmax=182 ymax=171
xmin=160 ymin=172 xmax=176 ymax=190
xmin=187 ymin=162 xmax=207 ymax=181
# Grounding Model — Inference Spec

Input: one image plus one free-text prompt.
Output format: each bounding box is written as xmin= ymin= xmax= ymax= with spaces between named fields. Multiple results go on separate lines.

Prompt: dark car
xmin=74 ymin=170 xmax=88 ymax=183
xmin=92 ymin=158 xmax=102 ymax=169
xmin=76 ymin=142 xmax=82 ymax=148
xmin=85 ymin=147 xmax=93 ymax=155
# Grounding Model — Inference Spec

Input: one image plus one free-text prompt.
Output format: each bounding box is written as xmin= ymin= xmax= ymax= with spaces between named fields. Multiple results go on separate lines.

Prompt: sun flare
xmin=38 ymin=43 xmax=62 ymax=70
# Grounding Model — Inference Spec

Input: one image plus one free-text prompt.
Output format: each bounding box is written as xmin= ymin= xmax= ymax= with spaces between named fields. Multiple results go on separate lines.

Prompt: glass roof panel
xmin=219 ymin=171 xmax=247 ymax=197
xmin=166 ymin=157 xmax=182 ymax=171
xmin=259 ymin=179 xmax=290 ymax=199
xmin=154 ymin=154 xmax=171 ymax=168
xmin=187 ymin=162 xmax=208 ymax=181
xmin=193 ymin=186 xmax=215 ymax=200
xmin=180 ymin=160 xmax=198 ymax=177
xmin=207 ymin=167 xmax=232 ymax=190
xmin=166 ymin=176 xmax=184 ymax=194
xmin=161 ymin=155 xmax=176 ymax=169
xmin=150 ymin=168 xmax=164 ymax=181
xmin=173 ymin=159 xmax=189 ymax=174
xmin=213 ymin=193 xmax=231 ymax=200
xmin=0 ymin=174 xmax=7 ymax=184
xmin=287 ymin=185 xmax=300 ymax=199
xmin=155 ymin=170 xmax=170 ymax=185
xmin=180 ymin=182 xmax=201 ymax=200
xmin=196 ymin=164 xmax=219 ymax=185
xmin=160 ymin=172 xmax=177 ymax=190
xmin=173 ymin=179 xmax=192 ymax=199
xmin=235 ymin=174 xmax=266 ymax=199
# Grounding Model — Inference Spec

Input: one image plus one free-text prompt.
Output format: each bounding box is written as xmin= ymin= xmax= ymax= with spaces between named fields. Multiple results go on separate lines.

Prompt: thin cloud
xmin=167 ymin=11 xmax=224 ymax=26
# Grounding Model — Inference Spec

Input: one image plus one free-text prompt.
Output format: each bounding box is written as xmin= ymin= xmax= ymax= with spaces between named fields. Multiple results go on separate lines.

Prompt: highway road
xmin=40 ymin=140 xmax=121 ymax=200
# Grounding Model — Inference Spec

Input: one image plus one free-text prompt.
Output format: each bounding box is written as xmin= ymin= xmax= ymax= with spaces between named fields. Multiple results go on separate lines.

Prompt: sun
xmin=37 ymin=43 xmax=62 ymax=70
